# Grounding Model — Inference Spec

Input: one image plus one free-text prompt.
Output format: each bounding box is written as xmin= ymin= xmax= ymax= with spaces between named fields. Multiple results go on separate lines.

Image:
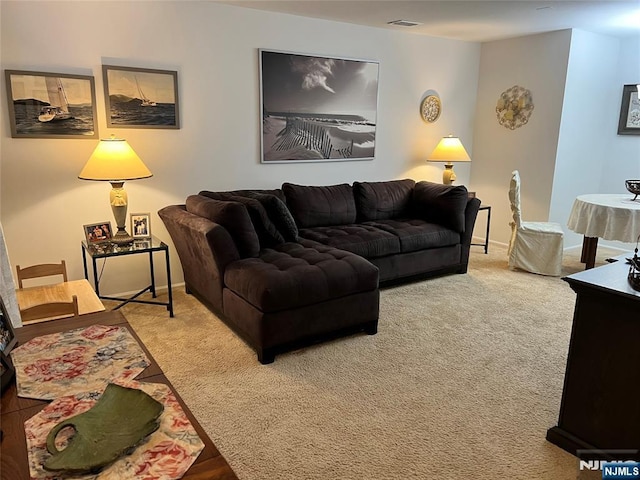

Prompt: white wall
xmin=471 ymin=30 xmax=572 ymax=244
xmin=0 ymin=1 xmax=481 ymax=293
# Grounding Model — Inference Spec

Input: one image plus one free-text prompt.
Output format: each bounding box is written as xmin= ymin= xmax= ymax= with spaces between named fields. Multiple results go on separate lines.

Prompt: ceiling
xmin=218 ymin=1 xmax=640 ymax=42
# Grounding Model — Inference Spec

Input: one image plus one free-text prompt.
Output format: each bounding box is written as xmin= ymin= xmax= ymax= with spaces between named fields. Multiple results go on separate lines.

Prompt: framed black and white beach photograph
xmin=260 ymin=50 xmax=379 ymax=163
xmin=4 ymin=70 xmax=98 ymax=139
xmin=617 ymin=84 xmax=640 ymax=135
xmin=102 ymin=65 xmax=180 ymax=129
xmin=130 ymin=213 xmax=151 ymax=239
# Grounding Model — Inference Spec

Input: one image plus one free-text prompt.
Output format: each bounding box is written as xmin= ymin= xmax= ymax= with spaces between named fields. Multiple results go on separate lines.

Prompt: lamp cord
xmin=97 ymin=258 xmax=106 ymax=283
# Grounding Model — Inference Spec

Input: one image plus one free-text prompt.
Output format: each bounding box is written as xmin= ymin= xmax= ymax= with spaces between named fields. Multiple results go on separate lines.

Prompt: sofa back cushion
xmin=185 ymin=195 xmax=260 ymax=257
xmin=282 ymin=183 xmax=357 ymax=228
xmin=199 ymin=191 xmax=285 ymax=248
xmin=353 ymin=179 xmax=416 ymax=221
xmin=412 ymin=181 xmax=468 ymax=233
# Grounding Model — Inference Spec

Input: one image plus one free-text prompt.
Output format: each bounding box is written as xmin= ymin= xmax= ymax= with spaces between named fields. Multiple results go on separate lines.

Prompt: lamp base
xmin=442 ymin=163 xmax=457 ymax=185
xmin=111 ymin=229 xmax=134 ymax=246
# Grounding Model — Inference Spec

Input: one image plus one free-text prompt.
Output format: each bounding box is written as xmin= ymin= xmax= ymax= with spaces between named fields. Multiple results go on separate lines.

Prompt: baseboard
xmin=106 ymin=281 xmax=185 ymax=299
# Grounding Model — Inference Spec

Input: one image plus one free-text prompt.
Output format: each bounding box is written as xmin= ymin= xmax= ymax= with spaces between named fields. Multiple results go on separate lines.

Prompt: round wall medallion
xmin=420 ymin=95 xmax=441 ymax=123
xmin=496 ymin=85 xmax=534 ymax=130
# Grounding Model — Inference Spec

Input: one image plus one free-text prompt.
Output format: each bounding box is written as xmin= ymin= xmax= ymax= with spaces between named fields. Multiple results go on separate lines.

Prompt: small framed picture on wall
xmin=617 ymin=84 xmax=640 ymax=135
xmin=131 ymin=213 xmax=151 ymax=238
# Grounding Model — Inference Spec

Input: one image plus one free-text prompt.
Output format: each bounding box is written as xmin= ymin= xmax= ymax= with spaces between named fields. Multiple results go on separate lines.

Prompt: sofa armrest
xmin=158 ymin=205 xmax=240 ymax=312
xmin=411 ymin=181 xmax=469 ymax=233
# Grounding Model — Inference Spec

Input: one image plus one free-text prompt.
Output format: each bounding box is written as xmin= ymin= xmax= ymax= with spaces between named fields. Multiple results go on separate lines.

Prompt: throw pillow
xmin=185 ymin=195 xmax=260 ymax=258
xmin=241 ymin=192 xmax=299 ymax=242
xmin=412 ymin=181 xmax=468 ymax=233
xmin=282 ymin=183 xmax=357 ymax=228
xmin=353 ymin=179 xmax=416 ymax=221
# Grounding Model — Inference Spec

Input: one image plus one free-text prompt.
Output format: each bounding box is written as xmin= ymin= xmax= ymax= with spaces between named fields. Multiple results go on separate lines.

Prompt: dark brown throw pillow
xmin=241 ymin=192 xmax=299 ymax=242
xmin=185 ymin=195 xmax=260 ymax=258
xmin=412 ymin=181 xmax=468 ymax=233
xmin=198 ymin=191 xmax=285 ymax=248
xmin=353 ymin=179 xmax=416 ymax=221
xmin=282 ymin=183 xmax=357 ymax=228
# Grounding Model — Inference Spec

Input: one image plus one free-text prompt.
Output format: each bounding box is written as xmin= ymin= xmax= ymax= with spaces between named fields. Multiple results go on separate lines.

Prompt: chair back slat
xmin=508 ymin=170 xmax=522 ymax=229
xmin=16 ymin=260 xmax=67 ymax=288
xmin=20 ymin=295 xmax=79 ymax=323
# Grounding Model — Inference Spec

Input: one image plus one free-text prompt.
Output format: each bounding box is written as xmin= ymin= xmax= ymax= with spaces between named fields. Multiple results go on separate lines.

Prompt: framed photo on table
xmin=83 ymin=222 xmax=113 ymax=244
xmin=131 ymin=213 xmax=151 ymax=238
xmin=617 ymin=84 xmax=640 ymax=135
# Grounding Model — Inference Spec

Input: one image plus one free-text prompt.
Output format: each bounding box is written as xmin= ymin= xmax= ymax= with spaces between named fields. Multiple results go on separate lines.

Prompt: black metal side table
xmin=471 ymin=205 xmax=491 ymax=254
xmin=81 ymin=235 xmax=173 ymax=317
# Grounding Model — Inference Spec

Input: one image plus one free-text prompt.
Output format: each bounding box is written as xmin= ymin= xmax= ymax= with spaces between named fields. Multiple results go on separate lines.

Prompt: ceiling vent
xmin=387 ymin=19 xmax=422 ymax=27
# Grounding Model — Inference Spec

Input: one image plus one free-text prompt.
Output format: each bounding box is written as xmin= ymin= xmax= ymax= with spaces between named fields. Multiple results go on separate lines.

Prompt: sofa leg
xmin=257 ymin=348 xmax=275 ymax=365
xmin=364 ymin=321 xmax=378 ymax=335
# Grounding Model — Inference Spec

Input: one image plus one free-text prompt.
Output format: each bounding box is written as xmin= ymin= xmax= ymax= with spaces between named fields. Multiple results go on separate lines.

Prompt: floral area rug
xmin=24 ymin=379 xmax=205 ymax=480
xmin=11 ymin=325 xmax=149 ymax=400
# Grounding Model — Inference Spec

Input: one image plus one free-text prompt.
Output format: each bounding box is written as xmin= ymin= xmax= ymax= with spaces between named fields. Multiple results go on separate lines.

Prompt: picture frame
xmin=102 ymin=65 xmax=180 ymax=129
xmin=130 ymin=213 xmax=151 ymax=239
xmin=0 ymin=296 xmax=17 ymax=355
xmin=259 ymin=49 xmax=379 ymax=163
xmin=83 ymin=222 xmax=113 ymax=245
xmin=4 ymin=69 xmax=98 ymax=139
xmin=617 ymin=84 xmax=640 ymax=135
xmin=133 ymin=239 xmax=152 ymax=250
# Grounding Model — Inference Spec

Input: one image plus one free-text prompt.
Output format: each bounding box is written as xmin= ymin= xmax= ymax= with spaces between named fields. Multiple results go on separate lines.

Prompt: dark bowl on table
xmin=626 ymin=180 xmax=640 ymax=200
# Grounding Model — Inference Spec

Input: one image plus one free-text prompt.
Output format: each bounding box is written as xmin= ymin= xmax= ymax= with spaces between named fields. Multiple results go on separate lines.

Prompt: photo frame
xmin=130 ymin=213 xmax=151 ymax=239
xmin=102 ymin=65 xmax=179 ymax=129
xmin=617 ymin=84 xmax=640 ymax=135
xmin=259 ymin=49 xmax=379 ymax=163
xmin=83 ymin=222 xmax=113 ymax=245
xmin=133 ymin=239 xmax=152 ymax=250
xmin=0 ymin=296 xmax=17 ymax=355
xmin=4 ymin=70 xmax=98 ymax=139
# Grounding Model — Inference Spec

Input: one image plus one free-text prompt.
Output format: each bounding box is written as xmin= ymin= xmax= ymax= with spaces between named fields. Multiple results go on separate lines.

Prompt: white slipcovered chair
xmin=508 ymin=170 xmax=564 ymax=276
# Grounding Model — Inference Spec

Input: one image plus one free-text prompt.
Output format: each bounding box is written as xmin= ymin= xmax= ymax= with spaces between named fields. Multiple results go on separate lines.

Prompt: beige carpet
xmin=111 ymin=244 xmax=621 ymax=480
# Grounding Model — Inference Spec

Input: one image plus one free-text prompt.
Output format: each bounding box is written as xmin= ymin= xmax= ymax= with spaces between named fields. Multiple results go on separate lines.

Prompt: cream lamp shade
xmin=427 ymin=135 xmax=471 ymax=185
xmin=79 ymin=136 xmax=152 ymax=245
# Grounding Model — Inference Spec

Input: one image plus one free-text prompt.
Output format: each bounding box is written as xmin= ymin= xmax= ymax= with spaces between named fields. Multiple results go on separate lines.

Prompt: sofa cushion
xmin=412 ymin=181 xmax=468 ymax=233
xmin=185 ymin=195 xmax=260 ymax=258
xmin=199 ymin=191 xmax=285 ymax=248
xmin=363 ymin=219 xmax=460 ymax=253
xmin=298 ymin=224 xmax=401 ymax=258
xmin=224 ymin=243 xmax=379 ymax=313
xmin=282 ymin=183 xmax=357 ymax=228
xmin=353 ymin=179 xmax=416 ymax=221
xmin=241 ymin=192 xmax=298 ymax=242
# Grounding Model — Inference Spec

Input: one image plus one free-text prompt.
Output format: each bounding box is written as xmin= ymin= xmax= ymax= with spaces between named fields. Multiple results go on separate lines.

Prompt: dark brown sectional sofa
xmin=159 ymin=179 xmax=481 ymax=363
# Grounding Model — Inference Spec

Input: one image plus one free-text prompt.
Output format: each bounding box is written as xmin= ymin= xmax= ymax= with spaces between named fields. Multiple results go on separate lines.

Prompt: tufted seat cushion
xmin=363 ymin=219 xmax=460 ymax=253
xmin=224 ymin=243 xmax=379 ymax=313
xmin=298 ymin=224 xmax=400 ymax=258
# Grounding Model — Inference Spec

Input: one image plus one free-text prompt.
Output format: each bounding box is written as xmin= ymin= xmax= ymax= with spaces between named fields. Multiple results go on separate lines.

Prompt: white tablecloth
xmin=567 ymin=194 xmax=640 ymax=243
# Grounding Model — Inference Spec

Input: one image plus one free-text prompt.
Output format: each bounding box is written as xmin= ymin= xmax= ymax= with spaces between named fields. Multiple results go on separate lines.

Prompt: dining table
xmin=567 ymin=193 xmax=640 ymax=269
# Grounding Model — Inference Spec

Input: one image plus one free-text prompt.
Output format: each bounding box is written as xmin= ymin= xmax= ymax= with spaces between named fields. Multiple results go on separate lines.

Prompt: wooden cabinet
xmin=546 ymin=256 xmax=640 ymax=459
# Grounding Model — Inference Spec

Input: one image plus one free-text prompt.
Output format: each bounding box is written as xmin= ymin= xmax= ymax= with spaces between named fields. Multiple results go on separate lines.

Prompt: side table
xmin=471 ymin=205 xmax=491 ymax=254
xmin=81 ymin=236 xmax=173 ymax=317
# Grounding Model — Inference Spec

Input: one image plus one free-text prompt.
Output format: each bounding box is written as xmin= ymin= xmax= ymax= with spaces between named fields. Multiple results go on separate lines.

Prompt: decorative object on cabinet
xmin=427 ymin=135 xmax=471 ymax=184
xmin=259 ymin=49 xmax=379 ymax=163
xmin=629 ymin=234 xmax=640 ymax=291
xmin=131 ymin=213 xmax=151 ymax=239
xmin=79 ymin=135 xmax=153 ymax=246
xmin=617 ymin=84 xmax=640 ymax=135
xmin=0 ymin=296 xmax=17 ymax=355
xmin=4 ymin=70 xmax=98 ymax=139
xmin=102 ymin=65 xmax=179 ymax=129
xmin=496 ymin=85 xmax=534 ymax=130
xmin=420 ymin=94 xmax=441 ymax=123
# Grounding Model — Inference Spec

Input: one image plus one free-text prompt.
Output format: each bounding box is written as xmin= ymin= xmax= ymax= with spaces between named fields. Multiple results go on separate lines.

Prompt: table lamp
xmin=79 ymin=135 xmax=152 ymax=245
xmin=427 ymin=135 xmax=471 ymax=184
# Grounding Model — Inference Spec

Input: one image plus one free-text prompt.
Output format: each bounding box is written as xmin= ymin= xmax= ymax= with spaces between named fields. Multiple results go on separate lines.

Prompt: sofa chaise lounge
xmin=159 ymin=179 xmax=481 ymax=363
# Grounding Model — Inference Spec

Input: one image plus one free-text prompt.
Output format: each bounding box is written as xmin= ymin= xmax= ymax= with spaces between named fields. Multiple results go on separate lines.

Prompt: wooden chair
xmin=16 ymin=260 xmax=68 ymax=288
xmin=20 ymin=295 xmax=79 ymax=323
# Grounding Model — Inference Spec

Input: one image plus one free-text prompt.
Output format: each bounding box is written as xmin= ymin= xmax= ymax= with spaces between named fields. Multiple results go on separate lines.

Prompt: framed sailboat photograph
xmin=102 ymin=65 xmax=180 ymax=129
xmin=4 ymin=70 xmax=98 ymax=139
